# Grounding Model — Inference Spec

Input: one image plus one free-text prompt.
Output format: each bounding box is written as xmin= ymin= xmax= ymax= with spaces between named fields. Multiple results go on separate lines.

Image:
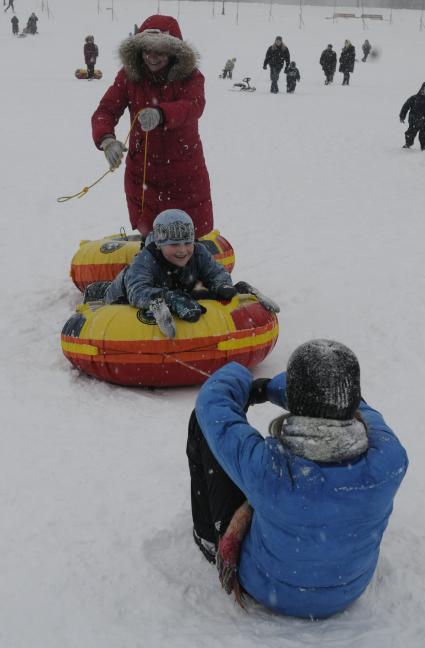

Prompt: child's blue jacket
xmin=195 ymin=362 xmax=408 ymax=618
xmin=105 ymin=242 xmax=232 ymax=309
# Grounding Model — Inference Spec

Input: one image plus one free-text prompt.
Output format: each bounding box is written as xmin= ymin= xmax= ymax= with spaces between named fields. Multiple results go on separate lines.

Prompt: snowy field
xmin=1 ymin=1 xmax=425 ymax=646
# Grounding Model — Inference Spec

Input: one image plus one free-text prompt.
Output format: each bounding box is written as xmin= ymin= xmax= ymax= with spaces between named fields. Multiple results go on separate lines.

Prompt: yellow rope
xmin=57 ymin=110 xmax=145 ymax=203
xmin=141 ymin=131 xmax=149 ymax=217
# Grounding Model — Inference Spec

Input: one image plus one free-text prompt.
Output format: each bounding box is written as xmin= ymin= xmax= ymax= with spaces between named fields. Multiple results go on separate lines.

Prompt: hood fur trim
xmin=119 ymin=32 xmax=199 ymax=83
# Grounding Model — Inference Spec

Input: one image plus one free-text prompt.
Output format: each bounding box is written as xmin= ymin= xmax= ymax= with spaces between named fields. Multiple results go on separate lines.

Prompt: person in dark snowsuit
xmin=11 ymin=15 xmax=19 ymax=34
xmin=4 ymin=0 xmax=15 ymax=13
xmin=188 ymin=339 xmax=408 ymax=618
xmin=263 ymin=36 xmax=290 ymax=94
xmin=84 ymin=35 xmax=99 ymax=80
xmin=399 ymin=82 xmax=425 ymax=150
xmin=222 ymin=58 xmax=236 ymax=79
xmin=103 ymin=209 xmax=236 ymax=338
xmin=362 ymin=39 xmax=372 ymax=62
xmin=25 ymin=13 xmax=38 ymax=34
xmin=320 ymin=44 xmax=337 ymax=85
xmin=339 ymin=40 xmax=355 ymax=85
xmin=91 ymin=14 xmax=213 ymax=239
xmin=285 ymin=61 xmax=300 ymax=93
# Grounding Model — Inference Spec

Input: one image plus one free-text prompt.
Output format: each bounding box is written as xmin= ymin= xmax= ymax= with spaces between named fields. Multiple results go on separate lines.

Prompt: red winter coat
xmin=91 ymin=15 xmax=213 ymax=238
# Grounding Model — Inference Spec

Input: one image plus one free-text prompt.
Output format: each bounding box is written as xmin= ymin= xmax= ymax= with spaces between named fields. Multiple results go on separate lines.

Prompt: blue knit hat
xmin=152 ymin=209 xmax=195 ymax=247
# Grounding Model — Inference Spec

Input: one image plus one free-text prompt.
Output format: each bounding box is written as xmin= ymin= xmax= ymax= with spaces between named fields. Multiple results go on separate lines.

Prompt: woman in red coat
xmin=91 ymin=15 xmax=213 ymax=239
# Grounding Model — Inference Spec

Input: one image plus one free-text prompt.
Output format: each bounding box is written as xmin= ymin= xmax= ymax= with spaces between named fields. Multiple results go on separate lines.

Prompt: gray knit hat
xmin=286 ymin=339 xmax=361 ymax=420
xmin=152 ymin=209 xmax=195 ymax=247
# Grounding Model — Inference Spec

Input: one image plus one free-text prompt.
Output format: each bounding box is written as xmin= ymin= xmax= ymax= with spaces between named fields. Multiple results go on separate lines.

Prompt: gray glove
xmin=101 ymin=138 xmax=127 ymax=170
xmin=149 ymin=297 xmax=176 ymax=338
xmin=138 ymin=108 xmax=162 ymax=132
xmin=234 ymin=281 xmax=280 ymax=314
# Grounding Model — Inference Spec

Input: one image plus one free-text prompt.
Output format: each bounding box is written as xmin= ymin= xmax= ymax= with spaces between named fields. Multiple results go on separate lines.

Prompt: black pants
xmin=342 ymin=71 xmax=350 ymax=85
xmin=323 ymin=70 xmax=334 ymax=84
xmin=287 ymin=81 xmax=296 ymax=93
xmin=270 ymin=66 xmax=281 ymax=93
xmin=186 ymin=410 xmax=246 ymax=544
xmin=87 ymin=62 xmax=95 ymax=79
xmin=222 ymin=69 xmax=232 ymax=79
xmin=405 ymin=124 xmax=425 ymax=149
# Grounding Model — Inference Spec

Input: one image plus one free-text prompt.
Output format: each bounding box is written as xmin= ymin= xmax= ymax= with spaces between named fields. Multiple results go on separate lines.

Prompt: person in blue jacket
xmin=188 ymin=339 xmax=408 ymax=618
xmin=85 ymin=209 xmax=279 ymax=339
xmin=103 ymin=209 xmax=236 ymax=338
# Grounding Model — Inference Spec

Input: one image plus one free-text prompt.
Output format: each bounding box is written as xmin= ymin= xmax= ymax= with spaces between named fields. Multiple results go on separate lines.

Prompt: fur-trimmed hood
xmin=119 ymin=14 xmax=199 ymax=83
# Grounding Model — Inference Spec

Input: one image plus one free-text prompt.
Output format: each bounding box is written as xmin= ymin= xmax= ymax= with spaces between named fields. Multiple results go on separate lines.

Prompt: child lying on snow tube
xmin=188 ymin=340 xmax=408 ymax=618
xmin=83 ymin=209 xmax=279 ymax=338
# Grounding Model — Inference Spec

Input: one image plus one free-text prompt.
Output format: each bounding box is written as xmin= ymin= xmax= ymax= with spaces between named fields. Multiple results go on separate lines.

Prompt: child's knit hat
xmin=153 ymin=209 xmax=195 ymax=247
xmin=286 ymin=340 xmax=361 ymax=420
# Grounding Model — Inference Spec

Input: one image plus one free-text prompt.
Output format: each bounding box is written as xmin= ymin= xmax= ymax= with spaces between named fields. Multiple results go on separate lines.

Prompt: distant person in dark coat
xmin=399 ymin=82 xmax=425 ymax=150
xmin=4 ymin=0 xmax=15 ymax=13
xmin=263 ymin=36 xmax=290 ymax=94
xmin=11 ymin=15 xmax=19 ymax=34
xmin=84 ymin=35 xmax=99 ymax=80
xmin=285 ymin=61 xmax=300 ymax=93
xmin=362 ymin=39 xmax=372 ymax=62
xmin=25 ymin=12 xmax=38 ymax=34
xmin=320 ymin=44 xmax=337 ymax=85
xmin=222 ymin=58 xmax=236 ymax=79
xmin=339 ymin=40 xmax=355 ymax=85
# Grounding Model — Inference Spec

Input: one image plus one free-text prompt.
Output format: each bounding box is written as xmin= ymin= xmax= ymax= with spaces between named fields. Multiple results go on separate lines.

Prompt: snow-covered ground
xmin=1 ymin=1 xmax=424 ymax=646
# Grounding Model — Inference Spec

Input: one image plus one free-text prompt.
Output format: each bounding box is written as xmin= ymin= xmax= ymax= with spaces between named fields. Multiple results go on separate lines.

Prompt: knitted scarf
xmin=269 ymin=414 xmax=368 ymax=463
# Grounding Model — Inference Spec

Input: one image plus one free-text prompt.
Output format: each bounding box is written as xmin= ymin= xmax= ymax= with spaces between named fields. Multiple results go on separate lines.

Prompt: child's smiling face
xmin=160 ymin=242 xmax=194 ymax=268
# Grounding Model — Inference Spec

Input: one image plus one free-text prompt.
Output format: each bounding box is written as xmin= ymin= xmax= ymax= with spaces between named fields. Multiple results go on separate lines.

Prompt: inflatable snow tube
xmin=61 ymin=295 xmax=279 ymax=387
xmin=70 ymin=229 xmax=235 ymax=291
xmin=75 ymin=68 xmax=103 ymax=80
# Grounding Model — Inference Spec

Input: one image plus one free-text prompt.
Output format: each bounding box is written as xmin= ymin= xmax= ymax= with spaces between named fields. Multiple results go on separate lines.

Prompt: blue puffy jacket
xmin=105 ymin=242 xmax=232 ymax=309
xmin=195 ymin=362 xmax=408 ymax=619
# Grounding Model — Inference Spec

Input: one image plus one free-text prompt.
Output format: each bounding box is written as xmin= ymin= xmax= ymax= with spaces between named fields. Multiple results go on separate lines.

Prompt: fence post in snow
xmin=299 ymin=0 xmax=304 ymax=29
xmin=106 ymin=0 xmax=116 ymax=21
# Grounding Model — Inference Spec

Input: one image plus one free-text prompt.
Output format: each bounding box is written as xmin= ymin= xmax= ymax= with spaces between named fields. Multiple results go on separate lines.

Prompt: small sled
xmin=232 ymin=77 xmax=256 ymax=92
xmin=75 ymin=68 xmax=103 ymax=80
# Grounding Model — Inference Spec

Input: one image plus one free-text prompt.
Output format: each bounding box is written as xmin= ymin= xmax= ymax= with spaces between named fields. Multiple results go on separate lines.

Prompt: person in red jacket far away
xmin=91 ymin=15 xmax=213 ymax=240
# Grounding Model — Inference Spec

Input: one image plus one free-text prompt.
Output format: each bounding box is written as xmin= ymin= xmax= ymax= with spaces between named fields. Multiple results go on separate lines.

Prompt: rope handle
xmin=57 ymin=110 xmax=145 ymax=203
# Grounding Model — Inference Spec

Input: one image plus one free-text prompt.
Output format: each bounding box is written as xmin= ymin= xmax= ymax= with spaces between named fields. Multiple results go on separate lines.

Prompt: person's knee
xmin=187 ymin=410 xmax=202 ymax=460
